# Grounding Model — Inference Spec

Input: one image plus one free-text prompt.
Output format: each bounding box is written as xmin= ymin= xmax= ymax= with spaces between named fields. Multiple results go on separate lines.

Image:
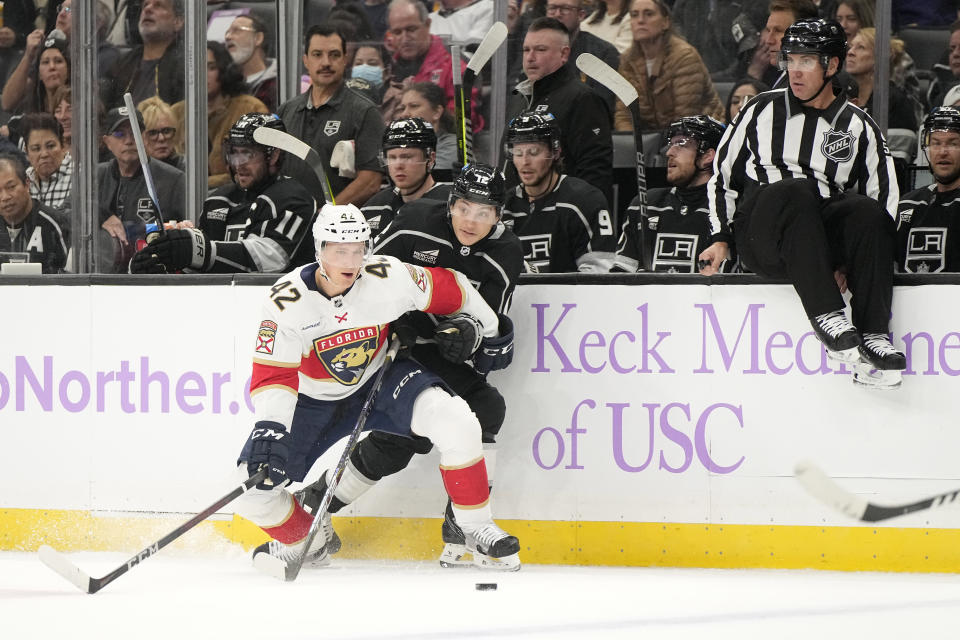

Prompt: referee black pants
xmin=733 ymin=178 xmax=896 ymax=333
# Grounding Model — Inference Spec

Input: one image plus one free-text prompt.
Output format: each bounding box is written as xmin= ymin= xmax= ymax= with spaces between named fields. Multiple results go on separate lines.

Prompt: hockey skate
xmin=810 ymin=310 xmax=861 ymax=363
xmin=438 ymin=500 xmax=470 ymax=568
xmin=460 ymin=519 xmax=521 ymax=572
xmin=252 ymin=534 xmax=330 ymax=572
xmin=293 ymin=477 xmax=342 ymax=554
xmin=853 ymin=333 xmax=906 ymax=390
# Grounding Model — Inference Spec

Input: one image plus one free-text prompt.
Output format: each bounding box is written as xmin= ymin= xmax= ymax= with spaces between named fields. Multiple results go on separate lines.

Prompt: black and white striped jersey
xmin=708 ymin=88 xmax=899 ymax=242
xmin=896 ymin=184 xmax=960 ymax=273
xmin=361 ymin=182 xmax=452 ymax=235
xmin=502 ymin=174 xmax=617 ymax=273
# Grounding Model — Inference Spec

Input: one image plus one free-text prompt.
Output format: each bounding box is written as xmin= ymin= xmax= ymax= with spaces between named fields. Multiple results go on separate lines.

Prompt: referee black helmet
xmin=778 ymin=18 xmax=847 ymax=72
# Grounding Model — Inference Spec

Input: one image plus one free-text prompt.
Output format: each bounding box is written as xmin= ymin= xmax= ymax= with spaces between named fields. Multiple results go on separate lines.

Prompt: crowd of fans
xmin=0 ymin=0 xmax=959 ymax=274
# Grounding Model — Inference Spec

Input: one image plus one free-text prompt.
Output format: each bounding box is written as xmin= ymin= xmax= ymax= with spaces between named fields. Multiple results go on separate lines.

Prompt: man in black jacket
xmin=0 ymin=153 xmax=68 ymax=273
xmin=504 ymin=17 xmax=613 ymax=209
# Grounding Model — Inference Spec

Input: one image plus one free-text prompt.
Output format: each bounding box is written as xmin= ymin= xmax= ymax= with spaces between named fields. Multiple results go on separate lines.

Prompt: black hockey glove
xmin=130 ymin=228 xmax=211 ymax=274
xmin=434 ymin=313 xmax=483 ymax=363
xmin=390 ymin=313 xmax=419 ymax=360
xmin=474 ymin=313 xmax=514 ymax=374
xmin=244 ymin=421 xmax=291 ymax=490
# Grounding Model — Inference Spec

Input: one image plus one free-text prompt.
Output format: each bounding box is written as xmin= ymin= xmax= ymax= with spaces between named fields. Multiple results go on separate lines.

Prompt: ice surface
xmin=4 ymin=550 xmax=960 ymax=639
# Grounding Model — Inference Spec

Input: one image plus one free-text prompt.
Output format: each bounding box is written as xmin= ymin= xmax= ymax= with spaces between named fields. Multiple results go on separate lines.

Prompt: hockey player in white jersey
xmin=233 ymin=203 xmax=521 ymax=570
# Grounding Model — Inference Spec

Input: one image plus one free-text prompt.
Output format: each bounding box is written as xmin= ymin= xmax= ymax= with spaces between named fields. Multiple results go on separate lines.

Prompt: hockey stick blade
xmin=575 ymin=53 xmax=639 ymax=108
xmin=253 ymin=126 xmax=335 ymax=205
xmin=795 ymin=460 xmax=960 ymax=522
xmin=38 ymin=469 xmax=267 ymax=594
xmin=466 ymin=22 xmax=507 ymax=75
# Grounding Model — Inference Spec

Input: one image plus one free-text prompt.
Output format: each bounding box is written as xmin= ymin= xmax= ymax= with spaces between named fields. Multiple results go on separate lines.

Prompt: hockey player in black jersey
xmin=612 ymin=115 xmax=727 ymax=273
xmin=897 ymin=107 xmax=960 ymax=273
xmin=130 ymin=113 xmax=318 ymax=274
xmin=296 ymin=163 xmax=525 ymax=569
xmin=501 ymin=111 xmax=616 ymax=272
xmin=361 ymin=117 xmax=452 ymax=234
xmin=700 ymin=19 xmax=906 ymax=389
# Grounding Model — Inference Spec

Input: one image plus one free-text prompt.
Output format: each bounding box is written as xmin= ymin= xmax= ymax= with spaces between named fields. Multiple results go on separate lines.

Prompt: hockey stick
xmin=123 ymin=92 xmax=166 ymax=228
xmin=794 ymin=460 xmax=960 ymax=522
xmin=253 ymin=125 xmax=336 ymax=205
xmin=254 ymin=339 xmax=403 ymax=581
xmin=38 ymin=468 xmax=267 ymax=594
xmin=454 ymin=22 xmax=508 ymax=169
xmin=575 ymin=53 xmax=648 ymax=271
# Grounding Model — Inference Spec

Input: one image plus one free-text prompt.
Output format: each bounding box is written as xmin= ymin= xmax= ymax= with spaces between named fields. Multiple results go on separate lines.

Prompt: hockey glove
xmin=244 ymin=421 xmax=291 ymax=490
xmin=390 ymin=313 xmax=419 ymax=360
xmin=474 ymin=313 xmax=514 ymax=374
xmin=130 ymin=228 xmax=211 ymax=274
xmin=434 ymin=313 xmax=483 ymax=363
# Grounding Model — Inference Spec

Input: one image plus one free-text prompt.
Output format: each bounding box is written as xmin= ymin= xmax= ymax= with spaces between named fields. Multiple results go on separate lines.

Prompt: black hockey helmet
xmin=921 ymin=106 xmax=960 ymax=148
xmin=664 ymin=115 xmax=725 ymax=156
xmin=224 ymin=112 xmax=286 ymax=157
xmin=449 ymin=163 xmax=506 ymax=214
xmin=504 ymin=111 xmax=561 ymax=156
xmin=382 ymin=117 xmax=437 ymax=153
xmin=778 ymin=18 xmax=847 ymax=72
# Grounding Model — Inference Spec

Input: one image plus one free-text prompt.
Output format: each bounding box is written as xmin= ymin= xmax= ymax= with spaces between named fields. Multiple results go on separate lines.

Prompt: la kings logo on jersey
xmin=653 ymin=233 xmax=699 ymax=273
xmin=905 ymin=227 xmax=947 ymax=273
xmin=324 ymin=121 xmax=341 ymax=136
xmin=136 ymin=198 xmax=156 ymax=222
xmin=821 ymin=129 xmax=855 ymax=162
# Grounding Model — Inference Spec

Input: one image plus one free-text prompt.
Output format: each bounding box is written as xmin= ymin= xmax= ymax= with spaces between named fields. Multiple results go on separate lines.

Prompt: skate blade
xmin=852 ymin=367 xmax=902 ymax=390
xmin=438 ymin=543 xmax=473 ymax=568
xmin=472 ymin=552 xmax=521 ymax=572
xmin=826 ymin=346 xmax=861 ymax=364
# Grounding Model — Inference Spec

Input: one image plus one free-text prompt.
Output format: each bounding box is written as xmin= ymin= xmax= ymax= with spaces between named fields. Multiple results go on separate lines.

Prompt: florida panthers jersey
xmin=897 ymin=184 xmax=960 ymax=273
xmin=249 ymin=254 xmax=498 ymax=429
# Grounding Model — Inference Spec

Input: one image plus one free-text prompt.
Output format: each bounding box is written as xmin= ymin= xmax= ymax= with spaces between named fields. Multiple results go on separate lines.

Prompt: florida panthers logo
xmin=313 ymin=327 xmax=381 ymax=384
xmin=821 ymin=129 xmax=855 ymax=162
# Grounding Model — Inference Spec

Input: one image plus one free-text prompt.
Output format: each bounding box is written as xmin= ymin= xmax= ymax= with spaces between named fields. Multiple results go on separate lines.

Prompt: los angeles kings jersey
xmin=897 ymin=184 xmax=960 ymax=273
xmin=361 ymin=182 xmax=452 ymax=234
xmin=249 ymin=254 xmax=499 ymax=430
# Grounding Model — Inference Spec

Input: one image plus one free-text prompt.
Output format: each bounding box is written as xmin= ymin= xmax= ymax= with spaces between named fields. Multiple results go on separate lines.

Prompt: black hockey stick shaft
xmin=123 ymin=92 xmax=166 ymax=229
xmin=39 ymin=469 xmax=267 ymax=593
xmin=281 ymin=339 xmax=403 ymax=582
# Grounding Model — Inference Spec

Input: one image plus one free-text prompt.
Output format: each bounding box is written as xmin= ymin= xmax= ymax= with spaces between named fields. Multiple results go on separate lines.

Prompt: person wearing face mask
xmin=224 ymin=14 xmax=278 ymax=113
xmin=347 ymin=43 xmax=390 ymax=105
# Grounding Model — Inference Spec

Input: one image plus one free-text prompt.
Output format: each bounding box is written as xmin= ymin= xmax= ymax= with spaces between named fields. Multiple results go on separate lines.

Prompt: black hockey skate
xmin=810 ymin=310 xmax=861 ymax=363
xmin=293 ymin=477 xmax=342 ymax=554
xmin=853 ymin=333 xmax=906 ymax=390
xmin=460 ymin=519 xmax=521 ymax=571
xmin=252 ymin=536 xmax=329 ymax=570
xmin=438 ymin=500 xmax=470 ymax=568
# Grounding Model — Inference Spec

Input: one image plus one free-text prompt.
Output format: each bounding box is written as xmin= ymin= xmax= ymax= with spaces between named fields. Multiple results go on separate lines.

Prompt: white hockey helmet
xmin=313 ymin=203 xmax=372 ymax=271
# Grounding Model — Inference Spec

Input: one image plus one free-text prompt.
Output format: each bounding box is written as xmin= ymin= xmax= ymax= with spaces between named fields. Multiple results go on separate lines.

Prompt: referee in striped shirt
xmin=699 ymin=18 xmax=907 ymax=389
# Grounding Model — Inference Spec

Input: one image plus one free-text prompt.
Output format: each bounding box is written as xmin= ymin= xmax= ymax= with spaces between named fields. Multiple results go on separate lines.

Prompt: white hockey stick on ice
xmin=795 ymin=460 xmax=960 ymax=522
xmin=253 ymin=125 xmax=336 ymax=205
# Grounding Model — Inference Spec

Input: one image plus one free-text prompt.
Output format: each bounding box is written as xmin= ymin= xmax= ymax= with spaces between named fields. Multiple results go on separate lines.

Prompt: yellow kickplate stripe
xmin=4 ymin=508 xmax=960 ymax=573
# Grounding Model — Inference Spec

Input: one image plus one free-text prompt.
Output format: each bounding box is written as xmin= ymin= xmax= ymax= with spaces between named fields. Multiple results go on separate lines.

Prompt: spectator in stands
xmin=725 ymin=77 xmax=770 ymax=123
xmin=1 ymin=28 xmax=70 ymax=115
xmin=360 ymin=0 xmax=391 ymax=41
xmin=22 ymin=112 xmax=72 ymax=214
xmin=615 ymin=0 xmax=725 ymax=131
xmin=927 ymin=19 xmax=960 ymax=108
xmin=581 ymin=0 xmax=632 ymax=54
xmin=834 ymin=0 xmax=874 ymax=39
xmin=846 ymin=29 xmax=920 ymax=135
xmin=546 ymin=0 xmax=620 ymax=121
xmin=224 ymin=14 xmax=278 ymax=113
xmin=52 ymin=86 xmax=72 ymax=149
xmin=399 ymin=82 xmax=458 ymax=178
xmin=760 ymin=0 xmax=819 ymax=88
xmin=362 ymin=117 xmax=452 ymax=234
xmin=383 ymin=0 xmax=484 ymax=129
xmin=172 ymin=42 xmax=268 ymax=189
xmin=97 ymin=105 xmax=185 ymax=264
xmin=429 ymin=0 xmax=494 ymax=43
xmin=0 ymin=2 xmax=38 ymax=81
xmin=138 ymin=96 xmax=184 ymax=172
xmin=894 ymin=1 xmax=959 ymax=30
xmin=277 ymin=23 xmax=385 ymax=206
xmin=502 ymin=111 xmax=617 ymax=272
xmin=507 ymin=17 xmax=614 ymax=208
xmin=0 ymin=153 xmax=68 ymax=273
xmin=348 ymin=43 xmax=391 ymax=105
xmin=101 ymin=0 xmax=185 ymax=109
xmin=673 ymin=0 xmax=769 ymax=77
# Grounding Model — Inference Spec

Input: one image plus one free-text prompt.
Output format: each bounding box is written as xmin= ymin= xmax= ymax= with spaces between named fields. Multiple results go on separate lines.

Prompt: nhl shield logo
xmin=324 ymin=120 xmax=341 ymax=136
xmin=313 ymin=326 xmax=381 ymax=384
xmin=821 ymin=129 xmax=855 ymax=162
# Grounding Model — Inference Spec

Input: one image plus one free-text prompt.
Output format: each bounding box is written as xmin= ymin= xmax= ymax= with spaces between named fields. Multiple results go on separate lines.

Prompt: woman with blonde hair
xmin=614 ymin=0 xmax=724 ymax=131
xmin=138 ymin=96 xmax=185 ymax=171
xmin=846 ymin=28 xmax=919 ymax=131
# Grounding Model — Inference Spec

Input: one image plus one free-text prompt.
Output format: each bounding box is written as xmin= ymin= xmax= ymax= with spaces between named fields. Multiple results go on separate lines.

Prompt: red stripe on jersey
xmin=440 ymin=459 xmax=490 ymax=507
xmin=424 ymin=267 xmax=465 ymax=315
xmin=262 ymin=501 xmax=314 ymax=544
xmin=250 ymin=361 xmax=299 ymax=394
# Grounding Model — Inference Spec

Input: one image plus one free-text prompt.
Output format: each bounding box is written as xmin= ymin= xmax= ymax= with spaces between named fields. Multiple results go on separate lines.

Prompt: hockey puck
xmin=475 ymin=582 xmax=498 ymax=591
